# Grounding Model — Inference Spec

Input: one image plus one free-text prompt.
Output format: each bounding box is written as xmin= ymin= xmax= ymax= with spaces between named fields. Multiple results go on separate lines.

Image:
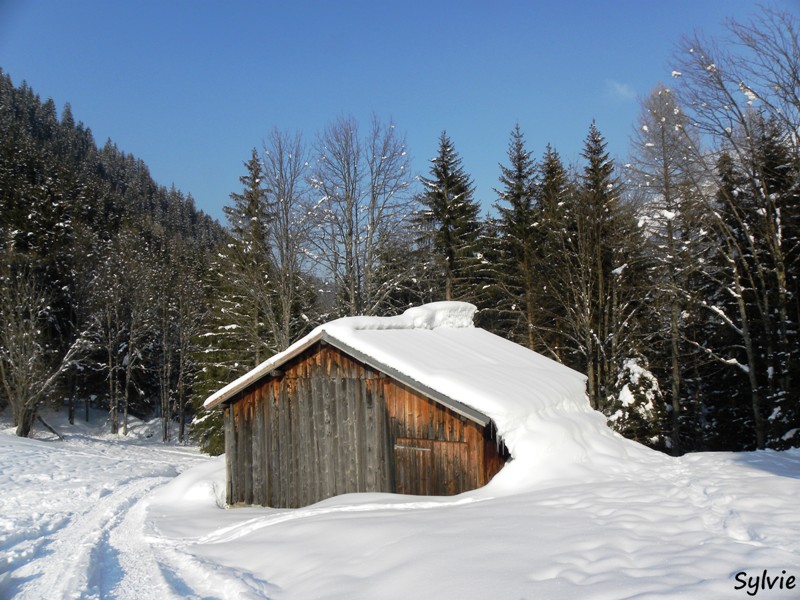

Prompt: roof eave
xmin=202 ymin=329 xmax=324 ymax=410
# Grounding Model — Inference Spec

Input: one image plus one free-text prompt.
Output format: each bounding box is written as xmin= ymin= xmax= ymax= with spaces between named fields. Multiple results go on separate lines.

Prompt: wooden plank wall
xmin=393 ymin=438 xmax=471 ymax=495
xmin=226 ymin=344 xmax=394 ymax=507
xmin=483 ymin=425 xmax=510 ymax=486
xmin=224 ymin=342 xmax=509 ymax=507
xmin=384 ymin=381 xmax=485 ymax=495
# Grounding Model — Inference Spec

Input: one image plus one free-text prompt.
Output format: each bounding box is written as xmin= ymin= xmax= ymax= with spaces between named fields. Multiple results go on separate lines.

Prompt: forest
xmin=1 ymin=8 xmax=797 ymax=455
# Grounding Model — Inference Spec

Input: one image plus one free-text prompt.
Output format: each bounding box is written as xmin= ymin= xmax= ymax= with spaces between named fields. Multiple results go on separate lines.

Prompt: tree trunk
xmin=122 ymin=343 xmax=135 ymax=436
xmin=444 ymin=262 xmax=453 ymax=301
xmin=585 ymin=322 xmax=597 ymax=410
xmin=734 ymin=270 xmax=765 ymax=449
xmin=177 ymin=362 xmax=186 ymax=442
xmin=108 ymin=338 xmax=119 ymax=434
xmin=123 ymin=385 xmax=129 ymax=436
xmin=178 ymin=377 xmax=185 ymax=443
xmin=68 ymin=372 xmax=76 ymax=425
xmin=670 ymin=298 xmax=682 ymax=453
xmin=523 ymin=256 xmax=536 ymax=351
xmin=37 ymin=415 xmax=64 ymax=440
xmin=16 ymin=406 xmax=37 ymax=438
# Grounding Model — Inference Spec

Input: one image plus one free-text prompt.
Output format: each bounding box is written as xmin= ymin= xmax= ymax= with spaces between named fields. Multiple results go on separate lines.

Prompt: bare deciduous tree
xmin=261 ymin=128 xmax=316 ymax=348
xmin=310 ymin=115 xmax=416 ymax=316
xmin=0 ymin=267 xmax=85 ymax=437
xmin=89 ymin=232 xmax=155 ymax=435
xmin=627 ymin=84 xmax=710 ymax=451
xmin=674 ymin=7 xmax=800 ymax=447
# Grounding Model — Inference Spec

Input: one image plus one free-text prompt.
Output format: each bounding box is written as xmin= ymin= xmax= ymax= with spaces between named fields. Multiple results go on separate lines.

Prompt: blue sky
xmin=2 ymin=1 xmax=796 ymax=222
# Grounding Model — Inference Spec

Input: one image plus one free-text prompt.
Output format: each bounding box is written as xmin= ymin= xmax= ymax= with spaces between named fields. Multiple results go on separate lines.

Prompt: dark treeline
xmin=1 ymin=8 xmax=798 ymax=455
xmin=0 ymin=67 xmax=224 ymax=442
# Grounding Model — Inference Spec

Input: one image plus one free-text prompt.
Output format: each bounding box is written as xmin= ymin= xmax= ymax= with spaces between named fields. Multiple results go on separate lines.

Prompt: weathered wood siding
xmin=385 ymin=382 xmax=486 ymax=496
xmin=224 ymin=342 xmax=508 ymax=507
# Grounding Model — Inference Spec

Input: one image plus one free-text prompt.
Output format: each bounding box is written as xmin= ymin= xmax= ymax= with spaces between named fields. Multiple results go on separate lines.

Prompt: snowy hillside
xmin=2 ymin=407 xmax=799 ymax=599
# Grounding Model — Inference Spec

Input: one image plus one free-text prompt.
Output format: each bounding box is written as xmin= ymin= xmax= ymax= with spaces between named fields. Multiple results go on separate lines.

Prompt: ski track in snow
xmin=146 ymin=542 xmax=282 ymax=600
xmin=0 ymin=426 xmax=210 ymax=600
xmin=24 ymin=476 xmax=170 ymax=599
xmin=1 ymin=424 xmax=281 ymax=600
xmin=115 ymin=500 xmax=278 ymax=600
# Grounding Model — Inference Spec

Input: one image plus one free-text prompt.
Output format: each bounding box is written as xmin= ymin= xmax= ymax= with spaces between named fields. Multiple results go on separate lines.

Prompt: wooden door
xmin=393 ymin=438 xmax=470 ymax=496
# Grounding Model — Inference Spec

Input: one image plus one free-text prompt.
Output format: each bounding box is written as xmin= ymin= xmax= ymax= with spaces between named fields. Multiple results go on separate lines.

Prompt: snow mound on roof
xmin=330 ymin=301 xmax=476 ymax=331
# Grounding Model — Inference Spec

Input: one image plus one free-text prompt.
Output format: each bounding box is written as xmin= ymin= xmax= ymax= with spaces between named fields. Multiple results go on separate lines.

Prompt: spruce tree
xmin=701 ymin=118 xmax=800 ymax=450
xmin=224 ymin=147 xmax=272 ymax=266
xmin=191 ymin=148 xmax=281 ymax=453
xmin=221 ymin=148 xmax=276 ymax=366
xmin=534 ymin=145 xmax=574 ymax=360
xmin=548 ymin=123 xmax=649 ymax=416
xmin=416 ymin=132 xmax=482 ymax=302
xmin=581 ymin=122 xmax=624 ymax=410
xmin=695 ymin=151 xmax=758 ymax=450
xmin=493 ymin=125 xmax=539 ymax=348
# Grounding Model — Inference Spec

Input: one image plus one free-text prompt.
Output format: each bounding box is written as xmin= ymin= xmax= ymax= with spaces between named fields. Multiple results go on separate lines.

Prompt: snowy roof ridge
xmin=328 ymin=301 xmax=477 ymax=331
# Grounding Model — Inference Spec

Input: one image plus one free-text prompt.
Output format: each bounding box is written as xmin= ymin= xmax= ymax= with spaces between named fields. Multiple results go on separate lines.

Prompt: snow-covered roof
xmin=204 ymin=302 xmax=591 ymax=456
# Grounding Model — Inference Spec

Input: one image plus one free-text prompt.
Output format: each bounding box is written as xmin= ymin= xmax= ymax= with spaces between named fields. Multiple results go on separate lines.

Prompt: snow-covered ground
xmin=1 ymin=408 xmax=799 ymax=599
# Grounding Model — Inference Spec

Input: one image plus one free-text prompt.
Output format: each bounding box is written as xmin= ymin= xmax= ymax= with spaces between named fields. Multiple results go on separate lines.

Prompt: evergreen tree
xmin=532 ymin=145 xmax=574 ymax=360
xmin=609 ymin=357 xmax=668 ymax=449
xmin=493 ymin=125 xmax=539 ymax=348
xmin=188 ymin=259 xmax=242 ymax=455
xmin=548 ymin=123 xmax=649 ymax=415
xmin=581 ymin=123 xmax=625 ymax=410
xmin=693 ymin=151 xmax=759 ymax=450
xmin=416 ymin=132 xmax=482 ymax=302
xmin=191 ymin=145 xmax=290 ymax=454
xmin=672 ymin=6 xmax=800 ymax=450
xmin=701 ymin=119 xmax=800 ymax=449
xmin=221 ymin=148 xmax=277 ymax=365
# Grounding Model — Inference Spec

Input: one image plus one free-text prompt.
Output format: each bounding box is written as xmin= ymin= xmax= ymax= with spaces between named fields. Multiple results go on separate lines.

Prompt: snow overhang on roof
xmin=203 ymin=301 xmax=588 ymax=437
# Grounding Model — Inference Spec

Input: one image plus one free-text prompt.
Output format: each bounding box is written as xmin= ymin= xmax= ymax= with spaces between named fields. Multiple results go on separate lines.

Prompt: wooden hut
xmin=204 ymin=302 xmax=580 ymax=508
